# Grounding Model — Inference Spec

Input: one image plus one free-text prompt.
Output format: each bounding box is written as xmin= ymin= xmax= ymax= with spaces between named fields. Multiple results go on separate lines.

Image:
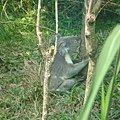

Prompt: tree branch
xmin=0 ymin=21 xmax=55 ymax=33
xmin=92 ymin=0 xmax=102 ymax=15
xmin=53 ymin=0 xmax=59 ymax=61
xmin=36 ymin=1 xmax=59 ymax=120
xmin=88 ymin=0 xmax=93 ymax=16
xmin=96 ymin=1 xmax=110 ymax=18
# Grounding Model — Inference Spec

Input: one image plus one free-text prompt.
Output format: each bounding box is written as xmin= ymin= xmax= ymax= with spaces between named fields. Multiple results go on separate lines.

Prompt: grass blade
xmin=101 ymin=83 xmax=105 ymax=120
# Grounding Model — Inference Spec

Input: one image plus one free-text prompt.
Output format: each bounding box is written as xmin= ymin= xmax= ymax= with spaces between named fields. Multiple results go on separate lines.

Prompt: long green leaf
xmin=78 ymin=25 xmax=120 ymax=120
xmin=101 ymin=83 xmax=105 ymax=120
xmin=105 ymin=49 xmax=120 ymax=120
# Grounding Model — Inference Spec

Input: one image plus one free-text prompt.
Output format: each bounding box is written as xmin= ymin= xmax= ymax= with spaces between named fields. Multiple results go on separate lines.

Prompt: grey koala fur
xmin=49 ymin=34 xmax=88 ymax=92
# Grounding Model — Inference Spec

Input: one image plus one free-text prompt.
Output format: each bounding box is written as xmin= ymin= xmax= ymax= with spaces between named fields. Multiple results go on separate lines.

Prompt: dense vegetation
xmin=0 ymin=0 xmax=120 ymax=119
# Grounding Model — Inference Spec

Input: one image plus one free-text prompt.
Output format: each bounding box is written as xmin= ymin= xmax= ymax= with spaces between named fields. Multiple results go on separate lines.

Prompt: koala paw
xmin=82 ymin=59 xmax=88 ymax=65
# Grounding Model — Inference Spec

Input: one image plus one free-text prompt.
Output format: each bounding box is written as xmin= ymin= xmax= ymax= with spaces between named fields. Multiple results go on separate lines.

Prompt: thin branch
xmin=104 ymin=8 xmax=120 ymax=15
xmin=36 ymin=0 xmax=42 ymax=48
xmin=88 ymin=0 xmax=93 ymax=16
xmin=110 ymin=1 xmax=120 ymax=6
xmin=95 ymin=1 xmax=111 ymax=18
xmin=55 ymin=0 xmax=58 ymax=35
xmin=92 ymin=0 xmax=102 ymax=15
xmin=53 ymin=0 xmax=59 ymax=61
xmin=0 ymin=21 xmax=55 ymax=33
xmin=1 ymin=0 xmax=9 ymax=19
xmin=36 ymin=0 xmax=46 ymax=56
xmin=17 ymin=4 xmax=28 ymax=14
xmin=84 ymin=0 xmax=88 ymax=12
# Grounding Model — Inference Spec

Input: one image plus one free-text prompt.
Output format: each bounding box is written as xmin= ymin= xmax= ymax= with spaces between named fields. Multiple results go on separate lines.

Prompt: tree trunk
xmin=80 ymin=8 xmax=87 ymax=59
xmin=83 ymin=0 xmax=102 ymax=103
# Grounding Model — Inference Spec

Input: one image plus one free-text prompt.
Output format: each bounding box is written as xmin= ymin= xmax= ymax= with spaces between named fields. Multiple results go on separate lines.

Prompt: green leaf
xmin=78 ymin=25 xmax=120 ymax=120
xmin=104 ymin=49 xmax=120 ymax=120
xmin=101 ymin=83 xmax=105 ymax=120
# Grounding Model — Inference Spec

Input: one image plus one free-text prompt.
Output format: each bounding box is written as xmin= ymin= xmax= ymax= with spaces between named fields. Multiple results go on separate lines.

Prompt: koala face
xmin=50 ymin=34 xmax=81 ymax=57
xmin=61 ymin=36 xmax=81 ymax=54
xmin=58 ymin=36 xmax=81 ymax=57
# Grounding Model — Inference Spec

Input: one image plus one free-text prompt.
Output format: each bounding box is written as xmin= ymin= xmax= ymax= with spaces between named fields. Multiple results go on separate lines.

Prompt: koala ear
xmin=50 ymin=33 xmax=62 ymax=45
xmin=58 ymin=41 xmax=69 ymax=56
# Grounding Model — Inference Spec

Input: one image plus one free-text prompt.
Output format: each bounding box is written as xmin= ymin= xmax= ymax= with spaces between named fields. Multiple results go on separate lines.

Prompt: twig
xmin=0 ymin=21 xmax=55 ymax=33
xmin=95 ymin=1 xmax=111 ymax=18
xmin=52 ymin=0 xmax=58 ymax=61
xmin=1 ymin=0 xmax=9 ymax=19
xmin=104 ymin=8 xmax=120 ymax=15
xmin=87 ymin=0 xmax=93 ymax=16
xmin=36 ymin=0 xmax=42 ymax=49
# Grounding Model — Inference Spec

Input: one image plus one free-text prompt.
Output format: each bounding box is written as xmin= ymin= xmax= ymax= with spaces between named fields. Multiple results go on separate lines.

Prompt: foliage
xmin=78 ymin=25 xmax=120 ymax=120
xmin=101 ymin=49 xmax=120 ymax=120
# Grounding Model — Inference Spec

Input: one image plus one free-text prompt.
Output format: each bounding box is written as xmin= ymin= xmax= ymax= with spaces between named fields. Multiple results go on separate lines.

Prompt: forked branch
xmin=36 ymin=0 xmax=59 ymax=120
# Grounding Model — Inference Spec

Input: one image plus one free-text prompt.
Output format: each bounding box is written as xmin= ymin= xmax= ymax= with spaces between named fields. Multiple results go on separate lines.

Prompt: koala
xmin=50 ymin=34 xmax=80 ymax=57
xmin=50 ymin=33 xmax=62 ymax=46
xmin=49 ymin=34 xmax=88 ymax=92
